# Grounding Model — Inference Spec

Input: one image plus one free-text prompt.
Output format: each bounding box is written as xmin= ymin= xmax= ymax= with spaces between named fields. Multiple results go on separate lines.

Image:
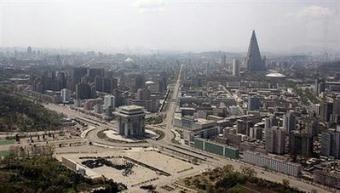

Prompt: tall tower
xmin=232 ymin=59 xmax=240 ymax=77
xmin=27 ymin=46 xmax=32 ymax=54
xmin=221 ymin=54 xmax=227 ymax=68
xmin=245 ymin=30 xmax=265 ymax=72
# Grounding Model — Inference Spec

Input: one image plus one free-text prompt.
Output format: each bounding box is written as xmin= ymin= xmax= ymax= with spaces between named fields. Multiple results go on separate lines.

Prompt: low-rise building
xmin=193 ymin=138 xmax=239 ymax=159
xmin=243 ymin=151 xmax=301 ymax=177
xmin=181 ymin=118 xmax=218 ymax=144
xmin=314 ymin=169 xmax=340 ymax=189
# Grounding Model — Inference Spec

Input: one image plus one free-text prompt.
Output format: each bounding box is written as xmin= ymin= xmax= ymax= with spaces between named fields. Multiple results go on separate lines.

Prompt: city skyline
xmin=1 ymin=1 xmax=340 ymax=193
xmin=0 ymin=0 xmax=339 ymax=54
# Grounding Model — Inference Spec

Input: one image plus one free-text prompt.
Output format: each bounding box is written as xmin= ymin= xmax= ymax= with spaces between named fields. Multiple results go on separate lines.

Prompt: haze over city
xmin=1 ymin=0 xmax=339 ymax=54
xmin=1 ymin=1 xmax=340 ymax=193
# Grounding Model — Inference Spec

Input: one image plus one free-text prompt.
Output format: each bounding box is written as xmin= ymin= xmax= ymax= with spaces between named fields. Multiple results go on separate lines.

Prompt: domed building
xmin=265 ymin=72 xmax=286 ymax=78
xmin=265 ymin=72 xmax=286 ymax=89
xmin=124 ymin=57 xmax=134 ymax=63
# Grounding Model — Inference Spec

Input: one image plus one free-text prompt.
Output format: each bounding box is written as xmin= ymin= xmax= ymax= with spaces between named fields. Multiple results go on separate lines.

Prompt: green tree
xmin=311 ymin=189 xmax=318 ymax=193
xmin=240 ymin=166 xmax=257 ymax=179
xmin=222 ymin=165 xmax=234 ymax=174
xmin=282 ymin=179 xmax=290 ymax=187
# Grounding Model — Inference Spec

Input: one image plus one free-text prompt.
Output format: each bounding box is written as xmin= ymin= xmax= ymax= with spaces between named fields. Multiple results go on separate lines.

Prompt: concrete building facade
xmin=245 ymin=30 xmax=266 ymax=72
xmin=265 ymin=126 xmax=286 ymax=155
xmin=243 ymin=151 xmax=301 ymax=177
xmin=115 ymin=105 xmax=145 ymax=138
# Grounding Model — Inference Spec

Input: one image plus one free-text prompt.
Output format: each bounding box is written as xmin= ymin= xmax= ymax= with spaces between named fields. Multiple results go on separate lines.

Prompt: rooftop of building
xmin=266 ymin=72 xmax=286 ymax=78
xmin=195 ymin=118 xmax=216 ymax=125
xmin=145 ymin=80 xmax=155 ymax=85
xmin=119 ymin=105 xmax=144 ymax=111
xmin=115 ymin=105 xmax=145 ymax=117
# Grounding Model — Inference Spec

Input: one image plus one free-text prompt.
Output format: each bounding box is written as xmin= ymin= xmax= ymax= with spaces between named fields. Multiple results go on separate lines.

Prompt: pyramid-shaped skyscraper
xmin=245 ymin=30 xmax=265 ymax=72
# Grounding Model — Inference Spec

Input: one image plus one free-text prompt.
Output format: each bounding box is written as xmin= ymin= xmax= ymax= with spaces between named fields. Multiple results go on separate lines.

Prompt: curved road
xmin=44 ymin=103 xmax=149 ymax=147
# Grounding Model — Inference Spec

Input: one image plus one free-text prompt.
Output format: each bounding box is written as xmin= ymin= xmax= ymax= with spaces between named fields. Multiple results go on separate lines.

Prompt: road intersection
xmin=40 ymin=64 xmax=332 ymax=193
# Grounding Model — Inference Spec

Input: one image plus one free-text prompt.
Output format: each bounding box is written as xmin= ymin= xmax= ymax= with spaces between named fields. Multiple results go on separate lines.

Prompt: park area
xmin=0 ymin=151 xmax=10 ymax=158
xmin=0 ymin=139 xmax=15 ymax=146
xmin=178 ymin=165 xmax=304 ymax=193
xmin=0 ymin=139 xmax=15 ymax=159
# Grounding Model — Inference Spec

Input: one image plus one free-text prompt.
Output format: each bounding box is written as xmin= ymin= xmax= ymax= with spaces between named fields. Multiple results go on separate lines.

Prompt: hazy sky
xmin=0 ymin=0 xmax=339 ymax=53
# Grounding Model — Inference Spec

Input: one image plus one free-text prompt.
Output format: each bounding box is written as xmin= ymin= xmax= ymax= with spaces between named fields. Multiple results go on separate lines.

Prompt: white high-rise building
xmin=265 ymin=126 xmax=286 ymax=155
xmin=103 ymin=95 xmax=115 ymax=110
xmin=283 ymin=114 xmax=288 ymax=132
xmin=61 ymin=88 xmax=71 ymax=103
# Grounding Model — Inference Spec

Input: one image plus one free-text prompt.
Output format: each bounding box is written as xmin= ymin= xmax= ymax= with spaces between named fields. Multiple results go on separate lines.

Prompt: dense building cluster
xmin=1 ymin=30 xmax=340 ymax=191
xmin=167 ymin=31 xmax=340 ymax=189
xmin=2 ymin=48 xmax=177 ymax=122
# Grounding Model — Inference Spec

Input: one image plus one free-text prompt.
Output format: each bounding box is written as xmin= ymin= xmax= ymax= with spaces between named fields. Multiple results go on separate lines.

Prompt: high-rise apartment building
xmin=232 ymin=59 xmax=240 ymax=77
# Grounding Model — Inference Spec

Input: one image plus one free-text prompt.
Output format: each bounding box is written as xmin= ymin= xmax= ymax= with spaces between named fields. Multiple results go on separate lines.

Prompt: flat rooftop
xmin=195 ymin=118 xmax=216 ymax=125
xmin=119 ymin=105 xmax=144 ymax=111
xmin=115 ymin=105 xmax=145 ymax=116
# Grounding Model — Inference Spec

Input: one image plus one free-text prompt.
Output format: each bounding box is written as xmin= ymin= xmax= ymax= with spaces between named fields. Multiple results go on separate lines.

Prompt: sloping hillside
xmin=0 ymin=87 xmax=63 ymax=132
xmin=0 ymin=155 xmax=126 ymax=193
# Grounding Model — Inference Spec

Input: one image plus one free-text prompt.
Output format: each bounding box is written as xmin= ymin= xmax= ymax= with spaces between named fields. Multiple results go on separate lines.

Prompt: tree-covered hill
xmin=0 ymin=87 xmax=63 ymax=132
xmin=0 ymin=155 xmax=126 ymax=193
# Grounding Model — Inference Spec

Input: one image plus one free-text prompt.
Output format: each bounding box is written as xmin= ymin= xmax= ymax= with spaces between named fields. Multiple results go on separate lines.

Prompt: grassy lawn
xmin=0 ymin=151 xmax=10 ymax=158
xmin=227 ymin=184 xmax=258 ymax=193
xmin=0 ymin=139 xmax=15 ymax=146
